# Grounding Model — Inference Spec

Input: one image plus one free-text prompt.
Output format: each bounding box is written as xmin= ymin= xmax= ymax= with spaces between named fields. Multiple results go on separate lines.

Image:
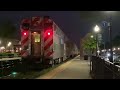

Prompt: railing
xmin=90 ymin=56 xmax=120 ymax=79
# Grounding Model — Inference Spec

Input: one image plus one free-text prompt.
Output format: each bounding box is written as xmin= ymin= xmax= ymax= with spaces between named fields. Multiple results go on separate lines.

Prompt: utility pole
xmin=108 ymin=17 xmax=113 ymax=62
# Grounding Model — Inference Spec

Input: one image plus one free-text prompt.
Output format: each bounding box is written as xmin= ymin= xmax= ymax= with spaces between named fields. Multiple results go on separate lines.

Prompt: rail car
xmin=21 ymin=16 xmax=79 ymax=67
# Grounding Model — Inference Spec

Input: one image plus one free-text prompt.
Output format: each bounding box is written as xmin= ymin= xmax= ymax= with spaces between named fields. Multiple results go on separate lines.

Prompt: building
xmin=0 ymin=38 xmax=20 ymax=53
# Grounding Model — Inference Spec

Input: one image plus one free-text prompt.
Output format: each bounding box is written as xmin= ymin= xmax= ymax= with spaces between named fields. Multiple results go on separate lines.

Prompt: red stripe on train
xmin=46 ymin=51 xmax=53 ymax=57
xmin=44 ymin=40 xmax=53 ymax=50
xmin=21 ymin=50 xmax=26 ymax=56
xmin=44 ymin=35 xmax=49 ymax=42
xmin=21 ymin=37 xmax=29 ymax=45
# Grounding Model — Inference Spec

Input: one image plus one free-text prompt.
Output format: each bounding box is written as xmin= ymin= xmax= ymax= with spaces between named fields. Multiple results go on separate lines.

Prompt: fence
xmin=90 ymin=56 xmax=120 ymax=79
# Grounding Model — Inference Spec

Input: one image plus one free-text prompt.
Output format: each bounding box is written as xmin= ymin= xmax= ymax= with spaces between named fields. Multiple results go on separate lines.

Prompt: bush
xmin=8 ymin=54 xmax=14 ymax=58
xmin=0 ymin=53 xmax=15 ymax=58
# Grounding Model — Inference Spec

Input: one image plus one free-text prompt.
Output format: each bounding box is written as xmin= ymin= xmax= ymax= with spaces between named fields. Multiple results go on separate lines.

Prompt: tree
xmin=82 ymin=33 xmax=96 ymax=55
xmin=0 ymin=20 xmax=17 ymax=39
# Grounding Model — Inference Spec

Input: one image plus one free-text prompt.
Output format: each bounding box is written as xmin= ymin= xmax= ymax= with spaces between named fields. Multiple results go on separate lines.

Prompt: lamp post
xmin=7 ymin=42 xmax=12 ymax=52
xmin=94 ymin=25 xmax=100 ymax=56
xmin=0 ymin=40 xmax=1 ymax=53
xmin=105 ymin=11 xmax=116 ymax=62
xmin=90 ymin=35 xmax=93 ymax=54
xmin=108 ymin=19 xmax=113 ymax=62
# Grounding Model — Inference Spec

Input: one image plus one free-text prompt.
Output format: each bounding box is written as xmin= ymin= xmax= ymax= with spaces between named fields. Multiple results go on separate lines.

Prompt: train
xmin=21 ymin=16 xmax=79 ymax=67
xmin=0 ymin=16 xmax=79 ymax=78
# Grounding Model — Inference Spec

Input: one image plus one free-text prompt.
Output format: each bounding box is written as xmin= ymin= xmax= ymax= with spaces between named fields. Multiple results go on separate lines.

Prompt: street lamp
xmin=94 ymin=25 xmax=100 ymax=33
xmin=94 ymin=25 xmax=100 ymax=56
xmin=90 ymin=35 xmax=94 ymax=38
xmin=8 ymin=42 xmax=12 ymax=47
xmin=0 ymin=40 xmax=1 ymax=53
xmin=7 ymin=42 xmax=12 ymax=52
xmin=118 ymin=48 xmax=120 ymax=50
xmin=0 ymin=46 xmax=5 ymax=53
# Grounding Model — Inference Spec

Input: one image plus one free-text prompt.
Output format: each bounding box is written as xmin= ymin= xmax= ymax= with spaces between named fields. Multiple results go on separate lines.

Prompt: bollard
xmin=95 ymin=58 xmax=104 ymax=79
xmin=90 ymin=56 xmax=97 ymax=79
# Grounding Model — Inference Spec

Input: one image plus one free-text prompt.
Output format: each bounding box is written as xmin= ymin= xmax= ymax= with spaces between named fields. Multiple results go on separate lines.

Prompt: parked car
xmin=114 ymin=56 xmax=120 ymax=65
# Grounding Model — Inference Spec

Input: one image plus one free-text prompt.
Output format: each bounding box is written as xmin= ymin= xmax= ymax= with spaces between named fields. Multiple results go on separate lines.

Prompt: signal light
xmin=45 ymin=29 xmax=53 ymax=36
xmin=22 ymin=31 xmax=28 ymax=36
xmin=48 ymin=32 xmax=50 ymax=36
xmin=24 ymin=32 xmax=27 ymax=36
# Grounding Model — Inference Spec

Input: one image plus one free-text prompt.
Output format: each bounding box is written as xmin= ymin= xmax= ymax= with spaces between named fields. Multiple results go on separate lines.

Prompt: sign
xmin=101 ymin=21 xmax=109 ymax=30
xmin=98 ymin=34 xmax=102 ymax=44
xmin=102 ymin=21 xmax=108 ymax=27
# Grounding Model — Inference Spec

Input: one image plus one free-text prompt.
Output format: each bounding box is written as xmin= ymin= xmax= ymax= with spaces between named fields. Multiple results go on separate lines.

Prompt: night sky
xmin=0 ymin=11 xmax=120 ymax=48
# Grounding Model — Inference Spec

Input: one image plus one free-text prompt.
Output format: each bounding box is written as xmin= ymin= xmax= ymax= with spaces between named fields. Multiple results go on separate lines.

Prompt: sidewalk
xmin=37 ymin=55 xmax=91 ymax=79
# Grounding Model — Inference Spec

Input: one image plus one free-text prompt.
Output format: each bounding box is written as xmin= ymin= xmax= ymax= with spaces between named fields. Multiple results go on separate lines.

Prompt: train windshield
xmin=22 ymin=23 xmax=30 ymax=29
xmin=44 ymin=23 xmax=53 ymax=29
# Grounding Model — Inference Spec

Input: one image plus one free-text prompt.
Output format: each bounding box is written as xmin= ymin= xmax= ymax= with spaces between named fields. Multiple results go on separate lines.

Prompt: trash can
xmin=84 ymin=55 xmax=88 ymax=60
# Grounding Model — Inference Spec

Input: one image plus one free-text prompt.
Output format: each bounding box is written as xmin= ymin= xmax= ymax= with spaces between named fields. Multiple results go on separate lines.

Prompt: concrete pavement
xmin=37 ymin=55 xmax=91 ymax=79
xmin=0 ymin=57 xmax=21 ymax=61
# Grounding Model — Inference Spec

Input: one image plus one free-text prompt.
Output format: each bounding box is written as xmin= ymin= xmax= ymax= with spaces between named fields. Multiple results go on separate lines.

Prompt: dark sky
xmin=0 ymin=11 xmax=120 ymax=48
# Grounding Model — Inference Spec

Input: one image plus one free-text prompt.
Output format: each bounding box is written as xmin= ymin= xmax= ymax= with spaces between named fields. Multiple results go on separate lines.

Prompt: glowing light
xmin=102 ymin=50 xmax=104 ymax=52
xmin=107 ymin=53 xmax=110 ymax=57
xmin=94 ymin=25 xmax=100 ymax=33
xmin=113 ymin=48 xmax=116 ymax=51
xmin=12 ymin=72 xmax=17 ymax=75
xmin=48 ymin=32 xmax=50 ymax=35
xmin=90 ymin=35 xmax=94 ymax=38
xmin=24 ymin=32 xmax=27 ymax=36
xmin=0 ymin=46 xmax=5 ymax=49
xmin=97 ymin=50 xmax=100 ymax=53
xmin=34 ymin=32 xmax=37 ymax=34
xmin=8 ymin=42 xmax=12 ymax=47
xmin=19 ymin=48 xmax=22 ymax=51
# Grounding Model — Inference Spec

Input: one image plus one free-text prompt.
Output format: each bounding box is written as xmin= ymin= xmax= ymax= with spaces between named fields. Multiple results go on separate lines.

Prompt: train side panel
xmin=53 ymin=23 xmax=65 ymax=61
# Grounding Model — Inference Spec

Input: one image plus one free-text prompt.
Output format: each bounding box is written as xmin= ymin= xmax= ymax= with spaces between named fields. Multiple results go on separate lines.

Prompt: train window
xmin=22 ymin=23 xmax=30 ymax=29
xmin=33 ymin=33 xmax=40 ymax=42
xmin=56 ymin=28 xmax=61 ymax=36
xmin=61 ymin=39 xmax=64 ymax=44
xmin=44 ymin=23 xmax=52 ymax=28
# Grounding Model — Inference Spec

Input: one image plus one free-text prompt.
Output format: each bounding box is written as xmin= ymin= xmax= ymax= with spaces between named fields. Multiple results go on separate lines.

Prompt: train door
xmin=31 ymin=31 xmax=41 ymax=57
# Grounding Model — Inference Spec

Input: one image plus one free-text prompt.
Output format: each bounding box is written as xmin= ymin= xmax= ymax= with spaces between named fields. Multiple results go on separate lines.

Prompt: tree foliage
xmin=82 ymin=33 xmax=96 ymax=54
xmin=0 ymin=20 xmax=17 ymax=39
